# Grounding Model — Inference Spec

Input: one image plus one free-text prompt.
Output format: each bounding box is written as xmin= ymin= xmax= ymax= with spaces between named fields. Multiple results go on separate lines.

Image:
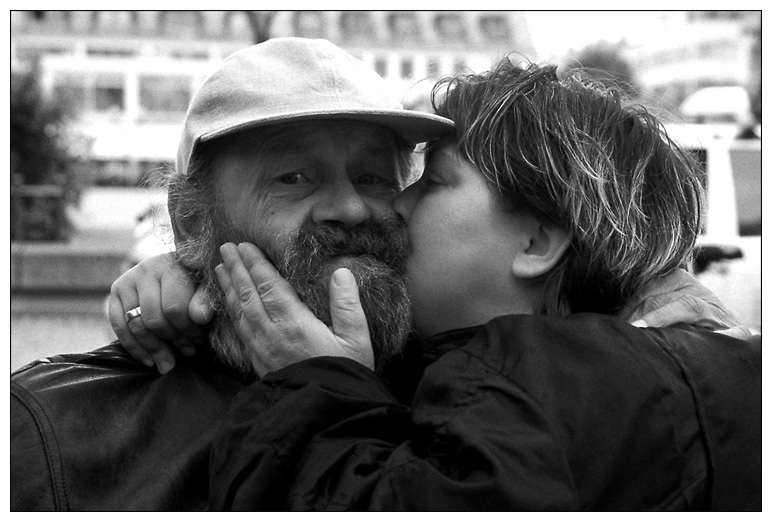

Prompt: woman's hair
xmin=432 ymin=59 xmax=705 ymax=315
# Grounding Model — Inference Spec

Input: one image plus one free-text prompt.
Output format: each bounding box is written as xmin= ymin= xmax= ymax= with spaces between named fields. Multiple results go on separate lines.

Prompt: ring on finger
xmin=125 ymin=307 xmax=142 ymax=323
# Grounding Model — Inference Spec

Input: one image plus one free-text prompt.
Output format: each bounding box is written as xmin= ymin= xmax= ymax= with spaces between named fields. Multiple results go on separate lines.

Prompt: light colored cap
xmin=177 ymin=37 xmax=455 ymax=175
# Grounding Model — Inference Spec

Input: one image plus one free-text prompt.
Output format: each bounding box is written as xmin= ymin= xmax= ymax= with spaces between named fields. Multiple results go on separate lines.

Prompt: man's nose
xmin=311 ymin=180 xmax=372 ymax=229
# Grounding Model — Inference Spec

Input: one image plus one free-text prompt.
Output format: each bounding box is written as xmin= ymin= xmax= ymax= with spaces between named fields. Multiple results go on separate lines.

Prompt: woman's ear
xmin=511 ymin=219 xmax=572 ymax=279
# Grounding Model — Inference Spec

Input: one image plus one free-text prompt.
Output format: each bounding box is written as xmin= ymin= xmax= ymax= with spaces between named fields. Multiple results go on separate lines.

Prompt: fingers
xmin=622 ymin=268 xmax=744 ymax=332
xmin=236 ymin=242 xmax=304 ymax=322
xmin=634 ymin=294 xmax=732 ymax=331
xmin=329 ymin=268 xmax=373 ymax=370
xmin=218 ymin=243 xmax=270 ymax=325
xmin=189 ymin=283 xmax=215 ymax=325
xmin=714 ymin=326 xmax=753 ymax=340
xmin=159 ymin=269 xmax=208 ymax=354
xmin=633 ymin=296 xmax=753 ymax=340
xmin=108 ymin=253 xmax=209 ymax=374
xmin=216 ymin=243 xmax=376 ymax=376
xmin=219 ymin=243 xmax=305 ymax=324
xmin=107 ymin=288 xmax=154 ymax=368
xmin=215 ymin=246 xmax=272 ymax=377
xmin=110 ymin=275 xmax=177 ymax=373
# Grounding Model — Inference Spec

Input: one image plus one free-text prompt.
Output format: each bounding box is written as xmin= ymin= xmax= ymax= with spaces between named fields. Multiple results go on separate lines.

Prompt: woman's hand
xmin=216 ymin=242 xmax=374 ymax=378
xmin=619 ymin=268 xmax=751 ymax=339
xmin=108 ymin=253 xmax=213 ymax=373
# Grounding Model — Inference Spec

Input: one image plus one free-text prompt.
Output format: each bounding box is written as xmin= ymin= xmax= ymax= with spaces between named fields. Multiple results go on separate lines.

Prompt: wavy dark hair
xmin=432 ymin=59 xmax=705 ymax=315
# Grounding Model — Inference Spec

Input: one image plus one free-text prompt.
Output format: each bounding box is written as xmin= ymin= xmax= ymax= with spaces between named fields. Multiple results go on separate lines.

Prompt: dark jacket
xmin=11 ymin=343 xmax=249 ymax=511
xmin=209 ymin=314 xmax=762 ymax=511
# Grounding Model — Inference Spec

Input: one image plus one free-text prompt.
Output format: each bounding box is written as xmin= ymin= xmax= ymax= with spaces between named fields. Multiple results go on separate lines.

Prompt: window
xmin=94 ymin=11 xmax=134 ymax=34
xmin=52 ymin=72 xmax=125 ymax=115
xmin=34 ymin=11 xmax=70 ymax=30
xmin=434 ymin=13 xmax=467 ymax=42
xmin=479 ymin=15 xmax=510 ymax=42
xmin=373 ymin=57 xmax=388 ymax=78
xmin=339 ymin=11 xmax=374 ymax=41
xmin=94 ymin=74 xmax=125 ymax=112
xmin=387 ymin=12 xmax=421 ymax=42
xmin=427 ymin=57 xmax=440 ymax=77
xmin=400 ymin=58 xmax=414 ymax=79
xmin=294 ymin=11 xmax=325 ymax=38
xmin=224 ymin=11 xmax=252 ymax=40
xmin=53 ymin=73 xmax=87 ymax=114
xmin=69 ymin=11 xmax=92 ymax=33
xmin=139 ymin=75 xmax=191 ymax=116
xmin=136 ymin=11 xmax=159 ymax=34
xmin=202 ymin=12 xmax=225 ymax=38
xmin=162 ymin=11 xmax=201 ymax=39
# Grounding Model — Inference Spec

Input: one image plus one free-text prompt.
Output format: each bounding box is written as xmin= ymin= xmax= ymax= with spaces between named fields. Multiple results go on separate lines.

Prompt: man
xmin=10 ymin=37 xmax=454 ymax=511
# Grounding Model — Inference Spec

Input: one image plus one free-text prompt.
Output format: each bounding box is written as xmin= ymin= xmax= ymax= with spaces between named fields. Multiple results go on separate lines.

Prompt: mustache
xmin=277 ymin=216 xmax=409 ymax=275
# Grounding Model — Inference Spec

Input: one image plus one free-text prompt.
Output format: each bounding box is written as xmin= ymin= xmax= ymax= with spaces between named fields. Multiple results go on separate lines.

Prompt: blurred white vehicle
xmin=119 ymin=196 xmax=175 ymax=274
xmin=666 ymin=124 xmax=761 ymax=332
xmin=680 ymin=86 xmax=751 ymax=125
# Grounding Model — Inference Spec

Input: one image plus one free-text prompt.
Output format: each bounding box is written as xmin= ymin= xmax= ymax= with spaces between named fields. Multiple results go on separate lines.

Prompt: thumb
xmin=329 ymin=268 xmax=373 ymax=366
xmin=189 ymin=283 xmax=215 ymax=325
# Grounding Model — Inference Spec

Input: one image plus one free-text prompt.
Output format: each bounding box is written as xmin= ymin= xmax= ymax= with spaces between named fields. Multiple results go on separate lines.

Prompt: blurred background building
xmin=11 ymin=10 xmax=760 ymax=185
xmin=10 ymin=11 xmax=762 ymax=369
xmin=10 ymin=11 xmax=538 ymax=185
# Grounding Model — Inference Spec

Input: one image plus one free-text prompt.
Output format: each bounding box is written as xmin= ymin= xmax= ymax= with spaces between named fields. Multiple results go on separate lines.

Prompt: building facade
xmin=622 ymin=11 xmax=760 ymax=117
xmin=11 ymin=10 xmax=535 ymax=185
xmin=12 ymin=10 xmax=759 ymax=185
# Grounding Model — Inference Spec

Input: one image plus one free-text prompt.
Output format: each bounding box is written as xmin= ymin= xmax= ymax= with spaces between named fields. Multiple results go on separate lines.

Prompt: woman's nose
xmin=392 ymin=181 xmax=420 ymax=223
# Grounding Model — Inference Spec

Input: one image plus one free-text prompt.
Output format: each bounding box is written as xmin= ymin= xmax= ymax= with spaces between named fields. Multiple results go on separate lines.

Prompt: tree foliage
xmin=11 ymin=64 xmax=85 ymax=240
xmin=10 ymin=65 xmax=74 ymax=185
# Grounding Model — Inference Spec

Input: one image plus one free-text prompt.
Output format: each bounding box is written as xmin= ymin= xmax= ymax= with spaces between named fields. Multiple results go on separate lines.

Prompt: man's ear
xmin=511 ymin=219 xmax=573 ymax=279
xmin=168 ymin=192 xmax=192 ymax=247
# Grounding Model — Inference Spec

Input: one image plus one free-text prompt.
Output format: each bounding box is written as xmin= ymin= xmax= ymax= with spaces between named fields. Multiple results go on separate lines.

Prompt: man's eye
xmin=277 ymin=172 xmax=311 ymax=184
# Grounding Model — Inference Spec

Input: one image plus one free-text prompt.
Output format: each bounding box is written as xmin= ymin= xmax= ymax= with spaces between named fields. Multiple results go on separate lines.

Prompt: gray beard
xmin=179 ymin=215 xmax=413 ymax=377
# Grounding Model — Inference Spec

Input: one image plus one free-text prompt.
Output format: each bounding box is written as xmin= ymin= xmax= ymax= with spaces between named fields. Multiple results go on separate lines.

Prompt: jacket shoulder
xmin=11 ymin=342 xmax=246 ymax=510
xmin=13 ymin=342 xmax=142 ymax=378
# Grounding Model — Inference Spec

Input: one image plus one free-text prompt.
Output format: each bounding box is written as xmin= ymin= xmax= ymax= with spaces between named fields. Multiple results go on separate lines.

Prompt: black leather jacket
xmin=11 ymin=343 xmax=249 ymax=511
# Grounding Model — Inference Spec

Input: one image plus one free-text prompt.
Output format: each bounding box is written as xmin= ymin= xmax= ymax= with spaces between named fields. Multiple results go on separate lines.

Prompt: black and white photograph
xmin=10 ymin=9 xmax=762 ymax=512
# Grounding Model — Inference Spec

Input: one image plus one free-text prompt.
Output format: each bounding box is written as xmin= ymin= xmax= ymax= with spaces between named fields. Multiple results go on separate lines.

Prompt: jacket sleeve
xmin=209 ymin=353 xmax=579 ymax=511
xmin=11 ymin=382 xmax=63 ymax=511
xmin=208 ymin=356 xmax=413 ymax=510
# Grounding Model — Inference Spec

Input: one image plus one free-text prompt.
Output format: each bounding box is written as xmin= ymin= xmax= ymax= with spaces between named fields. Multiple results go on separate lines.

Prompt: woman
xmin=111 ymin=60 xmax=760 ymax=510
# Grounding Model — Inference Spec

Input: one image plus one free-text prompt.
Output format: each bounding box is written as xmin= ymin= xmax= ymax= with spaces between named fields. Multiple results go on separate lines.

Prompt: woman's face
xmin=393 ymin=142 xmax=537 ymax=338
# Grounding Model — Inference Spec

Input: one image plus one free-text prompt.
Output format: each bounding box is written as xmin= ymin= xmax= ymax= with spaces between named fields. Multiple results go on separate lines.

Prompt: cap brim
xmin=200 ymin=109 xmax=455 ymax=146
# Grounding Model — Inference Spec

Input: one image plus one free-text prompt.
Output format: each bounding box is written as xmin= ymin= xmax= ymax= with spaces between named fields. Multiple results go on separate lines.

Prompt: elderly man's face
xmin=203 ymin=120 xmax=413 ymax=374
xmin=214 ymin=120 xmax=405 ymax=259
